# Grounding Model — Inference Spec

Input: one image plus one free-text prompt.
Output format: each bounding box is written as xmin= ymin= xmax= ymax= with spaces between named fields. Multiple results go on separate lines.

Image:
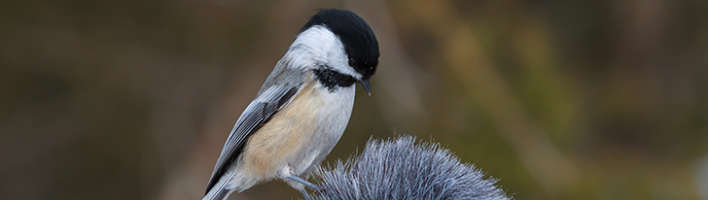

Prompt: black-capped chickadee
xmin=203 ymin=9 xmax=379 ymax=200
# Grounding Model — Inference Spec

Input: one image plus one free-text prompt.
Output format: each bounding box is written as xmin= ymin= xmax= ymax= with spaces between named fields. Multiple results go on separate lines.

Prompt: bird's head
xmin=287 ymin=9 xmax=379 ymax=94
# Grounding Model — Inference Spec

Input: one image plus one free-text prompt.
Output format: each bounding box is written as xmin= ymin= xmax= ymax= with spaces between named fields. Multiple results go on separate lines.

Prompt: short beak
xmin=359 ymin=79 xmax=371 ymax=96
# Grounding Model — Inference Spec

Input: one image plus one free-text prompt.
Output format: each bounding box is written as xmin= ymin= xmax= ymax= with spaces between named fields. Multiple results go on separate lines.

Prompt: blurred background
xmin=1 ymin=0 xmax=707 ymax=199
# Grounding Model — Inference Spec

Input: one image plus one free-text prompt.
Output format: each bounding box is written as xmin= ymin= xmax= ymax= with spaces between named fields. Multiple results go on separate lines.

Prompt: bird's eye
xmin=349 ymin=58 xmax=357 ymax=67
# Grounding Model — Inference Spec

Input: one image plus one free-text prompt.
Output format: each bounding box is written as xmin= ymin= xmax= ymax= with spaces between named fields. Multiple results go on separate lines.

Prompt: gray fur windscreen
xmin=312 ymin=135 xmax=512 ymax=200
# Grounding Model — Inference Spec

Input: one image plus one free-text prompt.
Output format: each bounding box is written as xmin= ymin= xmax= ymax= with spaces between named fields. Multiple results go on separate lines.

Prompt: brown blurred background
xmin=1 ymin=0 xmax=707 ymax=199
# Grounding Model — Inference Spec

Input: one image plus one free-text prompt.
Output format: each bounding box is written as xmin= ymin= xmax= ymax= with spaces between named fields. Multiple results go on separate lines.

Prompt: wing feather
xmin=205 ymin=82 xmax=301 ymax=194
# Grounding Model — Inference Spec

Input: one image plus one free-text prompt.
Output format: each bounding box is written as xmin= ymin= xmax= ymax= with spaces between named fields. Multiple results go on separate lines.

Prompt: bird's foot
xmin=288 ymin=174 xmax=318 ymax=190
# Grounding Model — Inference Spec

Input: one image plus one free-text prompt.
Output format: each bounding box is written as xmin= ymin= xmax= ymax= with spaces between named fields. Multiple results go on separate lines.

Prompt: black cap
xmin=300 ymin=9 xmax=379 ymax=81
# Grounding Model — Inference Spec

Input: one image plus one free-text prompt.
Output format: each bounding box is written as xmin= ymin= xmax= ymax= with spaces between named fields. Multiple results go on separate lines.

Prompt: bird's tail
xmin=203 ymin=187 xmax=232 ymax=200
xmin=203 ymin=172 xmax=236 ymax=200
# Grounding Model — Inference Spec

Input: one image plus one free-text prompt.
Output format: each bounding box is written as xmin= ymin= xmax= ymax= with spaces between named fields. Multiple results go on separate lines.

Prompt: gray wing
xmin=205 ymin=78 xmax=303 ymax=194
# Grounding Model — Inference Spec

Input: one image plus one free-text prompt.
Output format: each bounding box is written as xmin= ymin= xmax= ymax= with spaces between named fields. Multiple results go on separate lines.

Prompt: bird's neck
xmin=312 ymin=66 xmax=356 ymax=93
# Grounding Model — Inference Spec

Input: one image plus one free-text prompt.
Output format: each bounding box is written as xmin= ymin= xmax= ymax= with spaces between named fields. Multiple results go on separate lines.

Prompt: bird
xmin=203 ymin=9 xmax=379 ymax=200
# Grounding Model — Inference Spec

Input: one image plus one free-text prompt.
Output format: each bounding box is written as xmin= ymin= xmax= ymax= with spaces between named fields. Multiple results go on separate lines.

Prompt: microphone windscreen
xmin=312 ymin=135 xmax=512 ymax=200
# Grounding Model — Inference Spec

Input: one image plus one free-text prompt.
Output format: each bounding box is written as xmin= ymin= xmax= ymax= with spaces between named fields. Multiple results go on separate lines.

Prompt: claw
xmin=288 ymin=174 xmax=318 ymax=189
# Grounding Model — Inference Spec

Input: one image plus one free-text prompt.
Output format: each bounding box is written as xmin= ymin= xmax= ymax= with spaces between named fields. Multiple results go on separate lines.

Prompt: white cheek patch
xmin=285 ymin=26 xmax=362 ymax=80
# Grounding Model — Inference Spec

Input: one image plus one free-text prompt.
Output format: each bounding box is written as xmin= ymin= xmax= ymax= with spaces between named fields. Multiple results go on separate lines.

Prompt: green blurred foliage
xmin=1 ymin=0 xmax=707 ymax=200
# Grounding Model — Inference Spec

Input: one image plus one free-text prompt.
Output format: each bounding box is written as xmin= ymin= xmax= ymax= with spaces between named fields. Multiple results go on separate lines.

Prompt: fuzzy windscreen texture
xmin=312 ymin=135 xmax=512 ymax=200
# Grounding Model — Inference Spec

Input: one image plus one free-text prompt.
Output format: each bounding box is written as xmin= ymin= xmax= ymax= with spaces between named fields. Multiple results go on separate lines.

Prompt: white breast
xmin=229 ymin=78 xmax=355 ymax=191
xmin=291 ymin=82 xmax=356 ymax=175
